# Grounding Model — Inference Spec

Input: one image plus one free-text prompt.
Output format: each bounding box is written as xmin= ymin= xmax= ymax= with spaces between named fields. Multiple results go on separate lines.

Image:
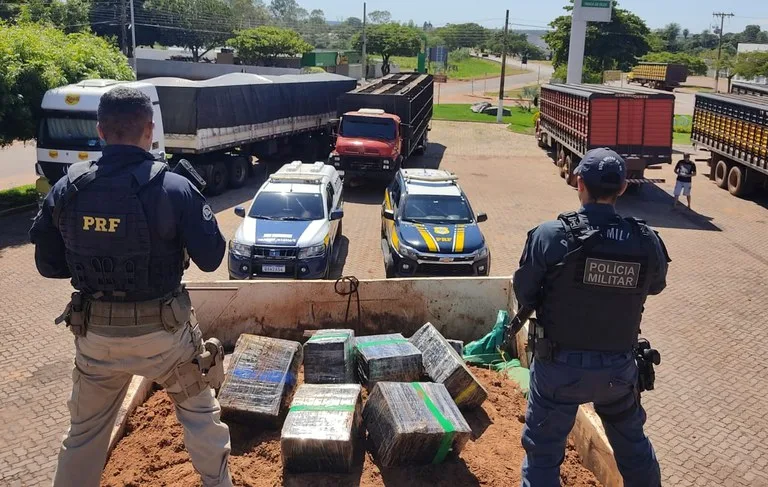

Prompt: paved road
xmin=2 ymin=122 xmax=767 ymax=486
xmin=0 ymin=141 xmax=37 ymax=191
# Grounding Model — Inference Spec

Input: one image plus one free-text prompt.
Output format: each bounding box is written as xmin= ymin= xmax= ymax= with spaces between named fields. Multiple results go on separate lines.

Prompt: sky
xmin=296 ymin=0 xmax=768 ymax=33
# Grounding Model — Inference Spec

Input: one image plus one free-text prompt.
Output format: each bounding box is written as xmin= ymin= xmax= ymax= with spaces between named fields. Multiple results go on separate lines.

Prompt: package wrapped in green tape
xmin=354 ymin=333 xmax=423 ymax=386
xmin=364 ymin=382 xmax=472 ymax=467
xmin=303 ymin=329 xmax=356 ymax=384
xmin=281 ymin=383 xmax=363 ymax=473
xmin=218 ymin=334 xmax=302 ymax=425
xmin=409 ymin=323 xmax=488 ymax=410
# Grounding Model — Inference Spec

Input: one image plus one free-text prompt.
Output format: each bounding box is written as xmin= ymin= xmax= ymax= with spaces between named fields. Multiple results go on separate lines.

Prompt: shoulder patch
xmin=202 ymin=204 xmax=214 ymax=221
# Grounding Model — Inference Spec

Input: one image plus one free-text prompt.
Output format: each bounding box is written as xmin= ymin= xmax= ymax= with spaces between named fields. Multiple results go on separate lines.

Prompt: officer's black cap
xmin=574 ymin=148 xmax=627 ymax=189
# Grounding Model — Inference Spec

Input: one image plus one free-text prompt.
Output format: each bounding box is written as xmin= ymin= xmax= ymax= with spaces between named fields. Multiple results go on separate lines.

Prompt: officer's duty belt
xmin=87 ymin=299 xmax=167 ymax=337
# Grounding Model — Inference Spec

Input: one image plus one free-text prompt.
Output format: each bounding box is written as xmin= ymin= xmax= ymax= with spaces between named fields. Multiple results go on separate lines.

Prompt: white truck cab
xmin=35 ymin=79 xmax=165 ymax=197
xmin=229 ymin=161 xmax=344 ymax=280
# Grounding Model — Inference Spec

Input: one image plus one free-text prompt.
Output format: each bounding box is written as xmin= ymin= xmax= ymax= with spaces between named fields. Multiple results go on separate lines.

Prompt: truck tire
xmin=228 ymin=157 xmax=249 ymax=189
xmin=206 ymin=161 xmax=229 ymax=196
xmin=413 ymin=133 xmax=428 ymax=156
xmin=727 ymin=165 xmax=755 ymax=198
xmin=714 ymin=159 xmax=729 ymax=189
xmin=564 ymin=155 xmax=577 ymax=187
xmin=536 ymin=122 xmax=546 ymax=148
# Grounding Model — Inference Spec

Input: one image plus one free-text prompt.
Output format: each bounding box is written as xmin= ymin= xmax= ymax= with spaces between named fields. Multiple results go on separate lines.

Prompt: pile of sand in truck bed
xmin=102 ymin=367 xmax=600 ymax=487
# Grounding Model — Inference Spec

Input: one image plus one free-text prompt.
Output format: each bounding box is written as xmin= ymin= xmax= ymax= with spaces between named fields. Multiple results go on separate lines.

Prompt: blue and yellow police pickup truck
xmin=229 ymin=162 xmax=344 ymax=280
xmin=381 ymin=169 xmax=490 ymax=278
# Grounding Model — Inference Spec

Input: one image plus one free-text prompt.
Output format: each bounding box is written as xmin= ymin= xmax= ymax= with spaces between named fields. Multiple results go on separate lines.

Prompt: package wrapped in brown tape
xmin=409 ymin=323 xmax=488 ymax=410
xmin=363 ymin=382 xmax=472 ymax=467
xmin=218 ymin=334 xmax=302 ymax=425
xmin=280 ymin=384 xmax=363 ymax=473
xmin=303 ymin=329 xmax=356 ymax=384
xmin=354 ymin=333 xmax=423 ymax=386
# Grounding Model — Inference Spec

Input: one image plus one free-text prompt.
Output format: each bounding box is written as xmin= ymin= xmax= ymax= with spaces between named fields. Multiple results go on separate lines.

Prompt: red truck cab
xmin=330 ymin=109 xmax=403 ymax=180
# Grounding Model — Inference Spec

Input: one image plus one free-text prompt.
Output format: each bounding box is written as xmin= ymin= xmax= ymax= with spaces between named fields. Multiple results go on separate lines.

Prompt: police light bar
xmin=404 ymin=173 xmax=459 ymax=183
xmin=269 ymin=173 xmax=325 ymax=183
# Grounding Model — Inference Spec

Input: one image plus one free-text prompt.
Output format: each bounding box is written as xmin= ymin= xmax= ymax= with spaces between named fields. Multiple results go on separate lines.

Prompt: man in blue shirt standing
xmin=30 ymin=87 xmax=232 ymax=486
xmin=514 ymin=148 xmax=670 ymax=487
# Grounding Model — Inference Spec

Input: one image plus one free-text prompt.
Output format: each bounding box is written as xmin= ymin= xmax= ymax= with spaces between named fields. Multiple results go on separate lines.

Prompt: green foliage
xmin=144 ymin=0 xmax=234 ymax=61
xmin=229 ymin=26 xmax=313 ymax=65
xmin=448 ymin=47 xmax=471 ymax=65
xmin=484 ymin=30 xmax=543 ymax=60
xmin=545 ymin=2 xmax=650 ymax=73
xmin=353 ymin=23 xmax=421 ymax=76
xmin=639 ymin=51 xmax=707 ymax=76
xmin=367 ymin=10 xmax=391 ymax=24
xmin=733 ymin=51 xmax=768 ymax=81
xmin=432 ymin=104 xmax=537 ymax=134
xmin=0 ymin=184 xmax=37 ymax=211
xmin=0 ymin=23 xmax=133 ymax=146
xmin=674 ymin=115 xmax=692 ymax=134
xmin=15 ymin=0 xmax=91 ymax=33
xmin=552 ymin=65 xmax=602 ymax=84
xmin=231 ymin=0 xmax=271 ymax=30
xmin=434 ymin=23 xmax=488 ymax=51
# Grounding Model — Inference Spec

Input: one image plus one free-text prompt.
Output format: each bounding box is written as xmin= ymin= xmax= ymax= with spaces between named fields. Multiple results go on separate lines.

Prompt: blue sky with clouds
xmin=296 ymin=0 xmax=768 ymax=33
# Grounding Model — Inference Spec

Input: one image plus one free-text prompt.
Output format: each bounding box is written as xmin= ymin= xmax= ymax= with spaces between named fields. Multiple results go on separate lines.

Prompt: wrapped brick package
xmin=447 ymin=339 xmax=464 ymax=356
xmin=303 ymin=329 xmax=356 ymax=384
xmin=354 ymin=333 xmax=423 ymax=386
xmin=409 ymin=323 xmax=487 ymax=410
xmin=364 ymin=382 xmax=472 ymax=467
xmin=281 ymin=384 xmax=363 ymax=473
xmin=218 ymin=334 xmax=303 ymax=424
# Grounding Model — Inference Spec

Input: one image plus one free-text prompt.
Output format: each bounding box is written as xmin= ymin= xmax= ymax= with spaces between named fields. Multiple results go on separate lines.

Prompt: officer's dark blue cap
xmin=574 ymin=148 xmax=626 ymax=189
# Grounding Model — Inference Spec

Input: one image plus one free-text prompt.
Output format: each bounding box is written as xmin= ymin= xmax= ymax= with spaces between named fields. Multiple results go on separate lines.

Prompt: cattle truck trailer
xmin=535 ymin=84 xmax=675 ymax=188
xmin=692 ymin=91 xmax=768 ymax=197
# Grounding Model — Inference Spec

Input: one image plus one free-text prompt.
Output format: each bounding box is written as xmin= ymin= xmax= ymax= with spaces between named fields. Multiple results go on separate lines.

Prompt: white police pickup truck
xmin=228 ymin=162 xmax=344 ymax=280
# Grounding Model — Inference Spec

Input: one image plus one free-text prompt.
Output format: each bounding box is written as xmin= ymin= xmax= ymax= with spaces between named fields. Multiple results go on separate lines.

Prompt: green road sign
xmin=582 ymin=0 xmax=611 ymax=7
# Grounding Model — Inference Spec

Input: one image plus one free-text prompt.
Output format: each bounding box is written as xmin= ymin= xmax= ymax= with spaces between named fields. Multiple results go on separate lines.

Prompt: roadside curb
xmin=0 ymin=203 xmax=37 ymax=218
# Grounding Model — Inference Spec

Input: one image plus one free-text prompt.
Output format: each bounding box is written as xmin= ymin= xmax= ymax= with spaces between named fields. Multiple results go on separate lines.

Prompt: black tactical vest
xmin=538 ymin=212 xmax=657 ymax=352
xmin=54 ymin=159 xmax=185 ymax=302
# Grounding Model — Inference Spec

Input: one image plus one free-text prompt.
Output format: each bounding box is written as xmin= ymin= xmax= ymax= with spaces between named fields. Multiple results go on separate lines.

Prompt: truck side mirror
xmin=382 ymin=208 xmax=395 ymax=221
xmin=476 ymin=212 xmax=488 ymax=223
xmin=330 ymin=209 xmax=344 ymax=221
xmin=234 ymin=206 xmax=246 ymax=218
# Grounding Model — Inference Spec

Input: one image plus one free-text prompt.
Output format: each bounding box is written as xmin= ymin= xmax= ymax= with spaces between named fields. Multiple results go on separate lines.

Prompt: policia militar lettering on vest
xmin=53 ymin=158 xmax=186 ymax=302
xmin=538 ymin=212 xmax=658 ymax=353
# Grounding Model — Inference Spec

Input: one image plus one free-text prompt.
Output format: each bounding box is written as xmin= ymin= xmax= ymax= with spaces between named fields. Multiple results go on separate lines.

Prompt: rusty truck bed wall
xmin=186 ymin=277 xmax=514 ymax=349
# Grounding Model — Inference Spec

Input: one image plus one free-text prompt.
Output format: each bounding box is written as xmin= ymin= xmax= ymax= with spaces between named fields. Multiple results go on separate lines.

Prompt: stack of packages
xmin=410 ymin=323 xmax=488 ymax=410
xmin=281 ymin=384 xmax=363 ymax=473
xmin=354 ymin=333 xmax=423 ymax=386
xmin=303 ymin=329 xmax=355 ymax=384
xmin=218 ymin=334 xmax=303 ymax=424
xmin=364 ymin=381 xmax=472 ymax=466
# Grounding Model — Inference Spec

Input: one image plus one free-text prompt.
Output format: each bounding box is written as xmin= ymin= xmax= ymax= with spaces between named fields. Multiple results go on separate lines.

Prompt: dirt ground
xmin=102 ymin=367 xmax=599 ymax=487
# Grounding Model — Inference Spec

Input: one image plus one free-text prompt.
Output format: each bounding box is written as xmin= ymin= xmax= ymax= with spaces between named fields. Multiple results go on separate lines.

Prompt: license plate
xmin=262 ymin=265 xmax=286 ymax=273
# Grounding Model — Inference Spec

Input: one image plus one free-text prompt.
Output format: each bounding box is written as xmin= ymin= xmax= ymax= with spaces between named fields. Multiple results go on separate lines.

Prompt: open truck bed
xmin=536 ymin=84 xmax=675 ymax=187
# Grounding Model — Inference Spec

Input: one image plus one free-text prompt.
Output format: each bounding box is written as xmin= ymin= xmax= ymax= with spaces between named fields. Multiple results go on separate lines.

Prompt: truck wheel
xmin=714 ymin=160 xmax=729 ymax=189
xmin=564 ymin=155 xmax=577 ymax=187
xmin=727 ymin=165 xmax=755 ymax=198
xmin=413 ymin=134 xmax=428 ymax=156
xmin=228 ymin=157 xmax=249 ymax=189
xmin=536 ymin=122 xmax=546 ymax=148
xmin=206 ymin=162 xmax=229 ymax=196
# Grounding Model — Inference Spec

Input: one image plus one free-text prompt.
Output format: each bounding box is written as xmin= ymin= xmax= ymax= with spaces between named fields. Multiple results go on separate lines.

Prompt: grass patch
xmin=433 ymin=104 xmax=538 ymax=134
xmin=673 ymin=132 xmax=692 ymax=146
xmin=485 ymin=83 xmax=540 ymax=99
xmin=0 ymin=184 xmax=37 ymax=212
xmin=378 ymin=56 xmax=525 ymax=80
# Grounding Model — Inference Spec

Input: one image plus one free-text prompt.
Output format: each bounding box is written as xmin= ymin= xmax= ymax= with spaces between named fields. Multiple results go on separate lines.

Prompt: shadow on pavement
xmin=329 ymin=235 xmax=350 ymax=280
xmin=406 ymin=143 xmax=448 ymax=170
xmin=0 ymin=209 xmax=36 ymax=251
xmin=343 ymin=182 xmax=386 ymax=205
xmin=617 ymin=184 xmax=721 ymax=232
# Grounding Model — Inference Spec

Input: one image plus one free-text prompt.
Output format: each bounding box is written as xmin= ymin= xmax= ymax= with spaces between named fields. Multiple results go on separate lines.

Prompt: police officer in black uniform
xmin=30 ymin=87 xmax=233 ymax=486
xmin=514 ymin=148 xmax=670 ymax=487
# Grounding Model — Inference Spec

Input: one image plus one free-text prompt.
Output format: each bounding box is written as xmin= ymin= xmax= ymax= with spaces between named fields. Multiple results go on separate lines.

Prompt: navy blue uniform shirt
xmin=29 ymin=145 xmax=225 ymax=279
xmin=513 ymin=203 xmax=669 ymax=308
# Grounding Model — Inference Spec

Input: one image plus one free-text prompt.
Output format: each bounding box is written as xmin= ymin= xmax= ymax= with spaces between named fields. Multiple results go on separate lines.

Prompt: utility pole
xmin=497 ymin=9 xmax=509 ymax=123
xmin=130 ymin=0 xmax=137 ymax=75
xmin=362 ymin=2 xmax=367 ymax=81
xmin=713 ymin=12 xmax=734 ymax=92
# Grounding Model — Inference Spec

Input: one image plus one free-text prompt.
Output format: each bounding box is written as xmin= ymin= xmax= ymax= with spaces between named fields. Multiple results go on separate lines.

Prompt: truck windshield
xmin=38 ymin=112 xmax=102 ymax=150
xmin=340 ymin=116 xmax=396 ymax=140
xmin=402 ymin=196 xmax=473 ymax=224
xmin=249 ymin=192 xmax=325 ymax=221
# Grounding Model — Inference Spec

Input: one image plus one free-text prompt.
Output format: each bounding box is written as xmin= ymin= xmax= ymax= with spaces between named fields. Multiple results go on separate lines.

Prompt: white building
xmin=735 ymin=43 xmax=768 ymax=85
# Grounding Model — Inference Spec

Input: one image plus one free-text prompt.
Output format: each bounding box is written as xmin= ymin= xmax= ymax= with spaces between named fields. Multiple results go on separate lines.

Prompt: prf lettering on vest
xmin=82 ymin=216 xmax=121 ymax=233
xmin=583 ymin=258 xmax=641 ymax=289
